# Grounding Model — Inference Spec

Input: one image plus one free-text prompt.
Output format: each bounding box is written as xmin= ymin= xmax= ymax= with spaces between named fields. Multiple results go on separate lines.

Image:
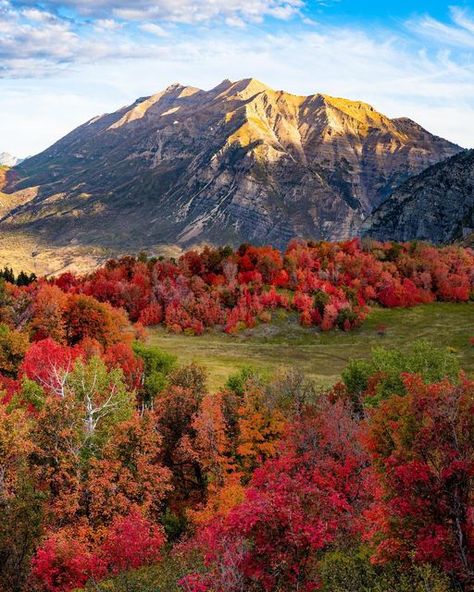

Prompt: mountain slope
xmin=2 ymin=78 xmax=461 ymax=257
xmin=363 ymin=150 xmax=474 ymax=243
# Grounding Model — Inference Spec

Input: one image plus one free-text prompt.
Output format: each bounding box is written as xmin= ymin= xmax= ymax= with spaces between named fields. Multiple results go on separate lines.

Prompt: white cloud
xmin=139 ymin=23 xmax=169 ymax=37
xmin=0 ymin=0 xmax=304 ymax=77
xmin=0 ymin=1 xmax=169 ymax=77
xmin=225 ymin=16 xmax=246 ymax=28
xmin=409 ymin=6 xmax=474 ymax=49
xmin=19 ymin=7 xmax=55 ymax=22
xmin=1 ymin=3 xmax=474 ymax=154
xmin=13 ymin=0 xmax=304 ymax=23
xmin=94 ymin=19 xmax=123 ymax=31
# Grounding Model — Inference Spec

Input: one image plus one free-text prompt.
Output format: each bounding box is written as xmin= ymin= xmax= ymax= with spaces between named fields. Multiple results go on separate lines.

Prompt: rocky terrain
xmin=0 ymin=79 xmax=462 ymax=272
xmin=363 ymin=150 xmax=474 ymax=244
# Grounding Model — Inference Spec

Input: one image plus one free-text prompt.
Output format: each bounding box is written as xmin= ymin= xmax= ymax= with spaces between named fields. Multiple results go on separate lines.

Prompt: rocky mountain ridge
xmin=0 ymin=78 xmax=462 ymax=271
xmin=363 ymin=149 xmax=474 ymax=244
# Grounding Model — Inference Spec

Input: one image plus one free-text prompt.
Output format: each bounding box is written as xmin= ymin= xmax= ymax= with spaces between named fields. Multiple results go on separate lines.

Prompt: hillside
xmin=363 ymin=149 xmax=474 ymax=243
xmin=0 ymin=78 xmax=461 ymax=273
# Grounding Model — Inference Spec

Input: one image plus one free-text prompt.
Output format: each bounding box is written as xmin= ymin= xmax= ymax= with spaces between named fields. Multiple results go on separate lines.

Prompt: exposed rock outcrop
xmin=2 ymin=78 xmax=461 ymax=253
xmin=363 ymin=150 xmax=474 ymax=243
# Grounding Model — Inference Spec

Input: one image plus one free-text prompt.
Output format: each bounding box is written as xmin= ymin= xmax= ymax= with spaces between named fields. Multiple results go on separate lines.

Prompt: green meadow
xmin=149 ymin=302 xmax=474 ymax=391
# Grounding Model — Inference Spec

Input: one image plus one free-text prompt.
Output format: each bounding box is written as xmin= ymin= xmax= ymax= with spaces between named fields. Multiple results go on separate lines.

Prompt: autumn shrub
xmin=0 ymin=323 xmax=29 ymax=377
xmin=3 ymin=240 xmax=473 ymax=337
xmin=138 ymin=302 xmax=163 ymax=326
xmin=319 ymin=549 xmax=457 ymax=592
xmin=183 ymin=398 xmax=370 ymax=592
xmin=31 ymin=532 xmax=105 ymax=592
xmin=101 ymin=511 xmax=165 ymax=574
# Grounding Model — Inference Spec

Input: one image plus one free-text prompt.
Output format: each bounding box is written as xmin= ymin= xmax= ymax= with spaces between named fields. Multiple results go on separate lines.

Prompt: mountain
xmin=0 ymin=78 xmax=461 ymax=270
xmin=363 ymin=150 xmax=474 ymax=244
xmin=0 ymin=152 xmax=22 ymax=167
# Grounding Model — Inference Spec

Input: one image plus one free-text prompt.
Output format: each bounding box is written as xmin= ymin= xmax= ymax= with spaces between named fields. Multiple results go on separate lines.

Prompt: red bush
xmin=100 ymin=511 xmax=165 ymax=574
xmin=31 ymin=534 xmax=104 ymax=592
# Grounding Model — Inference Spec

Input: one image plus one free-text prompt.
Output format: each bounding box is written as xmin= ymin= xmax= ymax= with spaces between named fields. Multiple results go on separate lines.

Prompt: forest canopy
xmin=0 ymin=239 xmax=472 ymax=592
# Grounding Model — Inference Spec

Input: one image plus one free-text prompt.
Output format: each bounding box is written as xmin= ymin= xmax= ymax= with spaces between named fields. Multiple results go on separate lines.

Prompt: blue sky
xmin=1 ymin=0 xmax=474 ymax=156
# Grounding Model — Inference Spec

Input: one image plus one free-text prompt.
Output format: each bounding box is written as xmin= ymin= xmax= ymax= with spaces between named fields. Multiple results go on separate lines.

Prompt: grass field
xmin=148 ymin=302 xmax=474 ymax=391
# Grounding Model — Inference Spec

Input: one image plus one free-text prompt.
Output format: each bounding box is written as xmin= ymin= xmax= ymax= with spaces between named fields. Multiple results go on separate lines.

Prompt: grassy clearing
xmin=148 ymin=303 xmax=474 ymax=392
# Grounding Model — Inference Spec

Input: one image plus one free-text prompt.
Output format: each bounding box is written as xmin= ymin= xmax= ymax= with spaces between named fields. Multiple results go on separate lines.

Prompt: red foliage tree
xmin=31 ymin=532 xmax=104 ymax=592
xmin=363 ymin=375 xmax=474 ymax=587
xmin=187 ymin=399 xmax=371 ymax=591
xmin=21 ymin=241 xmax=471 ymax=336
xmin=30 ymin=283 xmax=67 ymax=343
xmin=103 ymin=342 xmax=144 ymax=392
xmin=87 ymin=413 xmax=171 ymax=526
xmin=63 ymin=294 xmax=130 ymax=347
xmin=138 ymin=302 xmax=163 ymax=326
xmin=100 ymin=510 xmax=165 ymax=574
xmin=21 ymin=338 xmax=83 ymax=397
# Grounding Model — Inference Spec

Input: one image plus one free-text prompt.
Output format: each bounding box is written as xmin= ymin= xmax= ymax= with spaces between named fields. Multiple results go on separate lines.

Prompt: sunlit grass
xmin=148 ymin=302 xmax=474 ymax=391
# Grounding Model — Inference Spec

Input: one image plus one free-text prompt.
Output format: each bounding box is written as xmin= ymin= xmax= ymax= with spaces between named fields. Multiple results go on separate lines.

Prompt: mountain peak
xmin=164 ymin=82 xmax=189 ymax=94
xmin=237 ymin=77 xmax=269 ymax=90
xmin=216 ymin=78 xmax=271 ymax=100
xmin=3 ymin=79 xmax=461 ymax=264
xmin=162 ymin=82 xmax=201 ymax=97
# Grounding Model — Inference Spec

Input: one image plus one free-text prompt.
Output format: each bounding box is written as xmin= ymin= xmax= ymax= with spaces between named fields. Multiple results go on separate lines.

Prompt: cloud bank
xmin=10 ymin=0 xmax=304 ymax=23
xmin=1 ymin=2 xmax=473 ymax=153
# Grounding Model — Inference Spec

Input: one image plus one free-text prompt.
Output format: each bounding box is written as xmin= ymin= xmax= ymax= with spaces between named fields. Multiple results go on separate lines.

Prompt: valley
xmin=149 ymin=302 xmax=474 ymax=391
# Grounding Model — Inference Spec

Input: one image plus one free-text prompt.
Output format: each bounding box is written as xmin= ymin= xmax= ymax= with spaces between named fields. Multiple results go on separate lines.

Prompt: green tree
xmin=132 ymin=342 xmax=176 ymax=408
xmin=66 ymin=356 xmax=133 ymax=458
xmin=342 ymin=340 xmax=459 ymax=408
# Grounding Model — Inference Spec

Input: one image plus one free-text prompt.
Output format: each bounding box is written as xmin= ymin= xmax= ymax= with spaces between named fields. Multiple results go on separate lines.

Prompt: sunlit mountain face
xmin=0 ymin=78 xmax=459 ymax=269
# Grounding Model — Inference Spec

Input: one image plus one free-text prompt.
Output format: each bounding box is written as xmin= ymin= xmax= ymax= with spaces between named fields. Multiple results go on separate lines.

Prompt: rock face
xmin=0 ymin=152 xmax=22 ymax=167
xmin=2 ymin=79 xmax=461 ymax=251
xmin=363 ymin=150 xmax=474 ymax=244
